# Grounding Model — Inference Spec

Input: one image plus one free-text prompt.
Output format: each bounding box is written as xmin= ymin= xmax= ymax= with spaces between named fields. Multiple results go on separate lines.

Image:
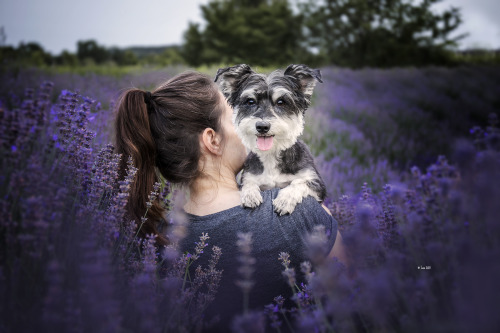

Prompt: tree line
xmin=181 ymin=0 xmax=467 ymax=67
xmin=0 ymin=39 xmax=184 ymax=68
xmin=1 ymin=0 xmax=499 ymax=69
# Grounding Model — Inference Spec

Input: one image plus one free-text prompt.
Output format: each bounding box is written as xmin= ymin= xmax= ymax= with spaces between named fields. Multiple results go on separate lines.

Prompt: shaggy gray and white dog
xmin=215 ymin=64 xmax=326 ymax=215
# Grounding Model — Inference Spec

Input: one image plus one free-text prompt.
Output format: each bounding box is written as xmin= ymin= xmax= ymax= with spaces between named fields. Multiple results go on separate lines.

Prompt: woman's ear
xmin=200 ymin=128 xmax=223 ymax=156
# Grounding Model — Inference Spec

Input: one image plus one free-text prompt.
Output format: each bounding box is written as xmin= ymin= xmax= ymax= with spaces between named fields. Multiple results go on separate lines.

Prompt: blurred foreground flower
xmin=0 ymin=82 xmax=222 ymax=332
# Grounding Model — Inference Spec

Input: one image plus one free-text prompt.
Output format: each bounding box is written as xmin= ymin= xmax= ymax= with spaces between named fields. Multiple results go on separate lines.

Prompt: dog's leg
xmin=241 ymin=182 xmax=263 ymax=208
xmin=273 ymin=178 xmax=319 ymax=216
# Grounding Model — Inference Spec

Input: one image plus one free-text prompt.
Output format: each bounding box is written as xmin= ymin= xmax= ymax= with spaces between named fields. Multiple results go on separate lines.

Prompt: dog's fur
xmin=215 ymin=64 xmax=326 ymax=215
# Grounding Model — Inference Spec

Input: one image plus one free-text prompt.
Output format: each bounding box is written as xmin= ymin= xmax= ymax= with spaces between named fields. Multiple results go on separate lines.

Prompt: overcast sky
xmin=0 ymin=0 xmax=499 ymax=54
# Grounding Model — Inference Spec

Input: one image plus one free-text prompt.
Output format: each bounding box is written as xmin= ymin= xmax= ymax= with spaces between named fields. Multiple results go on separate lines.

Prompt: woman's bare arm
xmin=322 ymin=205 xmax=351 ymax=270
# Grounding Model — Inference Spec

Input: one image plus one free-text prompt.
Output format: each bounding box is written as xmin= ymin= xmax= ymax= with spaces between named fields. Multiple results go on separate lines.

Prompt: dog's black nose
xmin=256 ymin=121 xmax=271 ymax=134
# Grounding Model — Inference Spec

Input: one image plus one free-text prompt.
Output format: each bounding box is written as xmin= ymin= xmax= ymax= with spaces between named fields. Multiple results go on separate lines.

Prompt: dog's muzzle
xmin=255 ymin=120 xmax=274 ymax=151
xmin=256 ymin=121 xmax=271 ymax=134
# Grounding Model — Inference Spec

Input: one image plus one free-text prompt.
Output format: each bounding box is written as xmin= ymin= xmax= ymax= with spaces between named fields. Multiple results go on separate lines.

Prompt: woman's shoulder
xmin=163 ymin=188 xmax=334 ymax=228
xmin=256 ymin=188 xmax=338 ymax=257
xmin=254 ymin=188 xmax=336 ymax=236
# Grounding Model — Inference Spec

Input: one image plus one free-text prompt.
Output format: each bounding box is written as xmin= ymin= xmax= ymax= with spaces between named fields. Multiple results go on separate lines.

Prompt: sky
xmin=0 ymin=0 xmax=499 ymax=54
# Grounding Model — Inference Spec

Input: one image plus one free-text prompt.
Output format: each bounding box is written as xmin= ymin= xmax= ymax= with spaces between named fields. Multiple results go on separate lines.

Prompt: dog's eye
xmin=245 ymin=98 xmax=256 ymax=106
xmin=276 ymin=98 xmax=285 ymax=106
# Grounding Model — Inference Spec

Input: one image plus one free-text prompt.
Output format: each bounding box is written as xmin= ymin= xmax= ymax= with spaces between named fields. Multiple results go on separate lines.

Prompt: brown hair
xmin=114 ymin=71 xmax=225 ymax=246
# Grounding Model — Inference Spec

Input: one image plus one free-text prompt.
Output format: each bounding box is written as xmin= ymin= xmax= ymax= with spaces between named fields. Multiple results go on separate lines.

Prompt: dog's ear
xmin=284 ymin=64 xmax=323 ymax=99
xmin=214 ymin=64 xmax=255 ymax=99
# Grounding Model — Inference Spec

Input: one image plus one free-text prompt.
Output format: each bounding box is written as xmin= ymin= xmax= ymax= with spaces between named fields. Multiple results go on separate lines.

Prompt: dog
xmin=214 ymin=64 xmax=327 ymax=215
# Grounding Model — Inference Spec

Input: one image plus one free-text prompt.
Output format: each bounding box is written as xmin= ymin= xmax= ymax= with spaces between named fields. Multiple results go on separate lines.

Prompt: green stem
xmin=280 ymin=311 xmax=295 ymax=333
xmin=124 ymin=208 xmax=149 ymax=259
xmin=181 ymin=259 xmax=192 ymax=291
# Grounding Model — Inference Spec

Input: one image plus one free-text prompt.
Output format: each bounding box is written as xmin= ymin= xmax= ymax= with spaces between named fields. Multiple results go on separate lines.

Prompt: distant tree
xmin=299 ymin=0 xmax=466 ymax=67
xmin=54 ymin=50 xmax=79 ymax=67
xmin=0 ymin=46 xmax=17 ymax=66
xmin=182 ymin=0 xmax=304 ymax=67
xmin=109 ymin=48 xmax=138 ymax=66
xmin=77 ymin=40 xmax=110 ymax=64
xmin=16 ymin=42 xmax=52 ymax=66
xmin=157 ymin=48 xmax=184 ymax=66
xmin=182 ymin=23 xmax=205 ymax=67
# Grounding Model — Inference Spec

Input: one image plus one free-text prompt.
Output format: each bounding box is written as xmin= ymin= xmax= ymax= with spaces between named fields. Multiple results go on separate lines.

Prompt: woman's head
xmin=114 ymin=71 xmax=245 ymax=246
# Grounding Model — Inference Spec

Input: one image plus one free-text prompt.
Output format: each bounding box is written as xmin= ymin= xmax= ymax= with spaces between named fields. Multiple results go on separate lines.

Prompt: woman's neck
xmin=184 ymin=167 xmax=241 ymax=216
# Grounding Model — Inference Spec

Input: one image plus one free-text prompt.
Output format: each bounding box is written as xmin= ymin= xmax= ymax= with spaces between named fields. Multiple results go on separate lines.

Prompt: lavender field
xmin=1 ymin=66 xmax=499 ymax=332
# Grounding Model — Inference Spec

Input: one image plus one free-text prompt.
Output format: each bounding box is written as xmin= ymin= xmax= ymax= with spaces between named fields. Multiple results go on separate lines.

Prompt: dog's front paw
xmin=273 ymin=187 xmax=303 ymax=215
xmin=241 ymin=187 xmax=263 ymax=208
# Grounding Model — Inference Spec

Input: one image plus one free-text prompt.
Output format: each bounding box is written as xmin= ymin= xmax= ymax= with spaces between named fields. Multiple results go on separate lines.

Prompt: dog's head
xmin=215 ymin=64 xmax=322 ymax=154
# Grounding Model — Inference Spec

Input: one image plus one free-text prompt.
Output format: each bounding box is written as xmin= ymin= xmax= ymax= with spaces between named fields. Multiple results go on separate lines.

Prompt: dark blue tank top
xmin=178 ymin=188 xmax=337 ymax=332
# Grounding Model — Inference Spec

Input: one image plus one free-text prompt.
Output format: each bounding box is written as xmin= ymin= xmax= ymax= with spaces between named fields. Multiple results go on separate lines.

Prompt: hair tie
xmin=144 ymin=91 xmax=155 ymax=114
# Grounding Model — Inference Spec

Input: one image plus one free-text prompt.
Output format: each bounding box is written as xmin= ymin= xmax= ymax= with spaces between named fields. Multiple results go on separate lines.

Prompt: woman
xmin=114 ymin=71 xmax=348 ymax=331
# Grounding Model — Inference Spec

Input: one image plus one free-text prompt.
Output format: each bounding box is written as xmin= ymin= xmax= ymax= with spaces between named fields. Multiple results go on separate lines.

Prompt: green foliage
xmin=37 ymin=64 xmax=174 ymax=78
xmin=53 ymin=50 xmax=79 ymax=67
xmin=180 ymin=0 xmax=474 ymax=67
xmin=299 ymin=0 xmax=466 ymax=67
xmin=182 ymin=0 xmax=305 ymax=67
xmin=77 ymin=40 xmax=111 ymax=64
xmin=137 ymin=46 xmax=184 ymax=66
xmin=109 ymin=48 xmax=138 ymax=66
xmin=183 ymin=23 xmax=205 ymax=67
xmin=1 ymin=1 xmax=497 ymax=70
xmin=451 ymin=49 xmax=500 ymax=66
xmin=77 ymin=40 xmax=139 ymax=66
xmin=0 ymin=42 xmax=53 ymax=67
xmin=1 ymin=40 xmax=141 ymax=69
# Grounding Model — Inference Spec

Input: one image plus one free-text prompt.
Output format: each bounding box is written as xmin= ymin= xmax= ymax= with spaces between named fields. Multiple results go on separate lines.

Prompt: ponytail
xmin=114 ymin=72 xmax=226 ymax=248
xmin=115 ymin=89 xmax=168 ymax=247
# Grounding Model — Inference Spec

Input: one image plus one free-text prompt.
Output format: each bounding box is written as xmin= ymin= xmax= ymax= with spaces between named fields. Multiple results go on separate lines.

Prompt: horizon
xmin=0 ymin=0 xmax=499 ymax=54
